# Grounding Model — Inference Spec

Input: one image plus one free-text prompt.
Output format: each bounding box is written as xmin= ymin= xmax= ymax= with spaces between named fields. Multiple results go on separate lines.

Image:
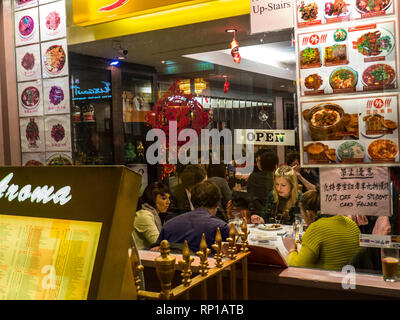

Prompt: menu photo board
xmin=320 ymin=166 xmax=392 ymax=216
xmin=298 ymin=20 xmax=398 ymax=97
xmin=17 ymin=80 xmax=44 ymax=117
xmin=301 ymin=93 xmax=399 ymax=166
xmin=296 ymin=0 xmax=396 ymax=28
xmin=14 ymin=6 xmax=40 ymax=47
xmin=14 ymin=0 xmax=38 ymax=11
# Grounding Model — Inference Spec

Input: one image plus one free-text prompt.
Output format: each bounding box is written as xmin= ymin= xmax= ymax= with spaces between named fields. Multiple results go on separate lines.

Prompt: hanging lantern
xmin=230 ymin=31 xmax=241 ymax=64
xmin=224 ymin=78 xmax=230 ymax=94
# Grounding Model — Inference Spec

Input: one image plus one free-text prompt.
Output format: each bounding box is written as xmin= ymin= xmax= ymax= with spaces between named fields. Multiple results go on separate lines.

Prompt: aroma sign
xmin=73 ymin=0 xmax=211 ymax=26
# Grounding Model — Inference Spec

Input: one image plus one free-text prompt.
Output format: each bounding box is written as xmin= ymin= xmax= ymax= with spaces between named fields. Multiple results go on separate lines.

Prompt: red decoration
xmin=231 ymin=38 xmax=241 ymax=64
xmin=146 ymin=80 xmax=212 ymax=148
xmin=224 ymin=79 xmax=230 ymax=94
xmin=161 ymin=163 xmax=175 ymax=180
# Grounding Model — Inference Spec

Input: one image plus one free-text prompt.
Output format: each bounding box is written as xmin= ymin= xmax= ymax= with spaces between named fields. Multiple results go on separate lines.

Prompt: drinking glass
xmin=381 ymin=248 xmax=399 ymax=282
xmin=231 ymin=211 xmax=242 ymax=231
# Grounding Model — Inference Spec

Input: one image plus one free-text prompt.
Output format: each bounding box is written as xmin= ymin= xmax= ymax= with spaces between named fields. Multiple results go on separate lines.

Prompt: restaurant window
xmin=70 ymin=66 xmax=113 ymax=165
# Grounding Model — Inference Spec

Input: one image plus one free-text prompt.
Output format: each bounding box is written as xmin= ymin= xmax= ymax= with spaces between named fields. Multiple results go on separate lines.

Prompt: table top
xmin=246 ymin=224 xmax=299 ymax=258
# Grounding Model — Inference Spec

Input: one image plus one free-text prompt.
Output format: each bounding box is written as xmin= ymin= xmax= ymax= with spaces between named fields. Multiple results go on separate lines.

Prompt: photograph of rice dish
xmin=299 ymin=1 xmax=319 ymax=21
xmin=44 ymin=45 xmax=66 ymax=75
xmin=362 ymin=64 xmax=395 ymax=87
xmin=354 ymin=30 xmax=393 ymax=57
xmin=304 ymin=73 xmax=323 ymax=90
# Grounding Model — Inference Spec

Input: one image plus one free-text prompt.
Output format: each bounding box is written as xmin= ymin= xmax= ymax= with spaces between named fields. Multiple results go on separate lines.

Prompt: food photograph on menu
xmin=46 ymin=152 xmax=73 ymax=166
xmin=18 ymin=80 xmax=43 ymax=117
xmin=43 ymin=76 xmax=70 ymax=114
xmin=39 ymin=1 xmax=67 ymax=42
xmin=44 ymin=115 xmax=71 ymax=151
xmin=22 ymin=152 xmax=45 ymax=166
xmin=301 ymin=94 xmax=399 ymax=165
xmin=296 ymin=0 xmax=396 ymax=28
xmin=14 ymin=7 xmax=39 ymax=47
xmin=14 ymin=0 xmax=38 ymax=11
xmin=19 ymin=117 xmax=45 ymax=153
xmin=16 ymin=44 xmax=41 ymax=82
xmin=298 ymin=20 xmax=398 ymax=97
xmin=41 ymin=39 xmax=68 ymax=78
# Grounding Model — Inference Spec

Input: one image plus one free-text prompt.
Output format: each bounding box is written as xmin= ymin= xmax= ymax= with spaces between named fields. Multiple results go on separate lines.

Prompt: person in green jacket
xmin=133 ymin=182 xmax=171 ymax=250
xmin=283 ymin=188 xmax=360 ymax=271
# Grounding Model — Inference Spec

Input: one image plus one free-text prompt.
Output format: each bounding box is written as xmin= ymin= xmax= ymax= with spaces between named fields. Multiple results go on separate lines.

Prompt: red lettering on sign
xmin=373 ymin=99 xmax=384 ymax=109
xmin=99 ymin=0 xmax=129 ymax=12
xmin=309 ymin=34 xmax=319 ymax=45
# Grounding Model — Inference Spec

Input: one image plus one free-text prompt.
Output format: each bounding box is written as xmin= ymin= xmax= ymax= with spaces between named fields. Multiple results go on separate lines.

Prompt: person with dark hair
xmin=226 ymin=191 xmax=264 ymax=224
xmin=286 ymin=151 xmax=318 ymax=192
xmin=157 ymin=181 xmax=230 ymax=253
xmin=282 ymin=188 xmax=360 ymax=271
xmin=247 ymin=151 xmax=279 ymax=216
xmin=170 ymin=164 xmax=207 ymax=215
xmin=207 ymin=164 xmax=232 ymax=209
xmin=133 ymin=182 xmax=171 ymax=249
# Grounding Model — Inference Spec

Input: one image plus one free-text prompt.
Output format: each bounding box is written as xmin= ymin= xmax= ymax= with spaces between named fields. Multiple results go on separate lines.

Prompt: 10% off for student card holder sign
xmin=320 ymin=167 xmax=392 ymax=216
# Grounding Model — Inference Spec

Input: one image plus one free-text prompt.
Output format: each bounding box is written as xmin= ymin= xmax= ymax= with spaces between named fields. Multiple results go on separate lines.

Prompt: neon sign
xmin=71 ymin=81 xmax=112 ymax=101
xmin=0 ymin=173 xmax=72 ymax=206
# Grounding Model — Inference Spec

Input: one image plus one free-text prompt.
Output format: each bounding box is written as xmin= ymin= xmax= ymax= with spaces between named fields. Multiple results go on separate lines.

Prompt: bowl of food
xmin=18 ymin=15 xmax=34 ymax=39
xmin=305 ymin=103 xmax=346 ymax=140
xmin=368 ymin=139 xmax=398 ymax=160
xmin=43 ymin=44 xmax=66 ymax=75
xmin=355 ymin=0 xmax=392 ymax=14
xmin=305 ymin=142 xmax=328 ymax=160
xmin=46 ymin=154 xmax=73 ymax=166
xmin=362 ymin=64 xmax=396 ymax=87
xmin=21 ymin=86 xmax=40 ymax=109
xmin=337 ymin=141 xmax=365 ymax=162
xmin=333 ymin=29 xmax=347 ymax=42
xmin=324 ymin=44 xmax=347 ymax=65
xmin=329 ymin=67 xmax=358 ymax=90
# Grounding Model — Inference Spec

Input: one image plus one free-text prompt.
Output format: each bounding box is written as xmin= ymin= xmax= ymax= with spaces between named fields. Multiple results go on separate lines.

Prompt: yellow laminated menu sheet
xmin=0 ymin=215 xmax=102 ymax=300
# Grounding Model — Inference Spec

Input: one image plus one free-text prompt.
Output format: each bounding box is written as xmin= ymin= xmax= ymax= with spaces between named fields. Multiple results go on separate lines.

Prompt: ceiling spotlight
xmin=225 ymin=28 xmax=237 ymax=33
xmin=109 ymin=60 xmax=120 ymax=66
xmin=112 ymin=40 xmax=128 ymax=59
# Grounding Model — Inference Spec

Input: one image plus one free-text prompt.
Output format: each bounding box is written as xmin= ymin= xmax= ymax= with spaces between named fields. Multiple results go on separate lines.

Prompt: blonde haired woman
xmin=263 ymin=166 xmax=301 ymax=224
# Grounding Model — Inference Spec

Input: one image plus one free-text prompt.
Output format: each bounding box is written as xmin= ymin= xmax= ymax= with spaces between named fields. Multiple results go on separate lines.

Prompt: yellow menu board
xmin=0 ymin=215 xmax=102 ymax=300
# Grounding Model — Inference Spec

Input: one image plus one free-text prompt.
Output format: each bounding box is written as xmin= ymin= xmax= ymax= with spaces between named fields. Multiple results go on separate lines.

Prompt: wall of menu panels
xmin=14 ymin=0 xmax=72 ymax=167
xmin=295 ymin=0 xmax=400 ymax=167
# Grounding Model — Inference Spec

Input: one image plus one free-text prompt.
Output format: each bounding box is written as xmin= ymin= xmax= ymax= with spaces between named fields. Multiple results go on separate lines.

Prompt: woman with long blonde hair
xmin=263 ymin=165 xmax=301 ymax=224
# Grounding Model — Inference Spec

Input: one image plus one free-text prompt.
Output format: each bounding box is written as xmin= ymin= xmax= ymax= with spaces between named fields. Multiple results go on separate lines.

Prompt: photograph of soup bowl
xmin=303 ymin=103 xmax=346 ymax=141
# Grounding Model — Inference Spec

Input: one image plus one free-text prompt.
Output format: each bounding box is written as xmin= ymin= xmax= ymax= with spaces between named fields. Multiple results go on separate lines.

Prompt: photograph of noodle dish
xmin=298 ymin=1 xmax=319 ymax=21
xmin=354 ymin=30 xmax=393 ymax=57
xmin=44 ymin=45 xmax=66 ymax=75
xmin=324 ymin=0 xmax=350 ymax=18
xmin=368 ymin=139 xmax=398 ymax=160
xmin=362 ymin=64 xmax=396 ymax=88
xmin=304 ymin=73 xmax=324 ymax=90
xmin=355 ymin=0 xmax=392 ymax=14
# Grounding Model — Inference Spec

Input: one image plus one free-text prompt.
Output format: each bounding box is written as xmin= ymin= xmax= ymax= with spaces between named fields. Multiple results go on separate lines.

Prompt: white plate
xmin=360 ymin=121 xmax=385 ymax=139
xmin=257 ymin=225 xmax=283 ymax=231
xmin=353 ymin=27 xmax=395 ymax=58
xmin=323 ymin=0 xmax=351 ymax=20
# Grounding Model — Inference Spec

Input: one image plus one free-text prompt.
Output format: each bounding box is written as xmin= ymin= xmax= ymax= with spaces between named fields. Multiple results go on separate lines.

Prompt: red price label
xmin=309 ymin=34 xmax=320 ymax=45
